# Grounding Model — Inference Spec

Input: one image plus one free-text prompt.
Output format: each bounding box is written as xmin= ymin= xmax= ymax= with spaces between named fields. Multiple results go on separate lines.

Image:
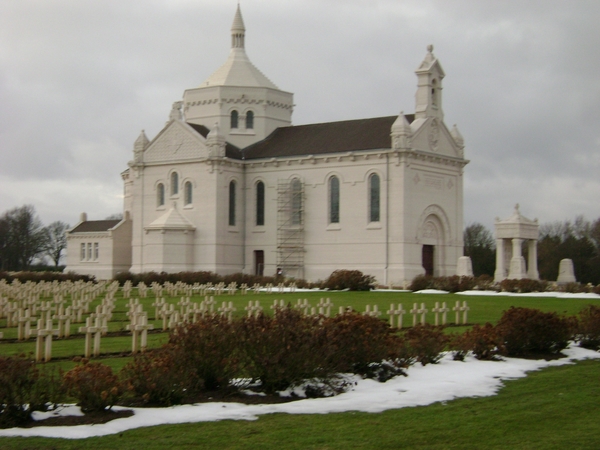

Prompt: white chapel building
xmin=66 ymin=5 xmax=469 ymax=285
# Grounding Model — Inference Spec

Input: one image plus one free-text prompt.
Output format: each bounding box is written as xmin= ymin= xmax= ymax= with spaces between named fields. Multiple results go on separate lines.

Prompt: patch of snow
xmin=457 ymin=291 xmax=600 ymax=299
xmin=2 ymin=345 xmax=598 ymax=439
xmin=414 ymin=289 xmax=450 ymax=294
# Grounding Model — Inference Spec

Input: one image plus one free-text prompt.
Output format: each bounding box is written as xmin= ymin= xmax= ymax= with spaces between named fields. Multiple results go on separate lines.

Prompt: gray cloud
xmin=1 ymin=0 xmax=598 ymax=231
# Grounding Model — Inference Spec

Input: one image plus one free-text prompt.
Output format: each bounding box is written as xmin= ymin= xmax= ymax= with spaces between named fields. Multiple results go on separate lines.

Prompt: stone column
xmin=527 ymin=239 xmax=539 ymax=280
xmin=508 ymin=238 xmax=527 ymax=279
xmin=494 ymin=238 xmax=505 ymax=282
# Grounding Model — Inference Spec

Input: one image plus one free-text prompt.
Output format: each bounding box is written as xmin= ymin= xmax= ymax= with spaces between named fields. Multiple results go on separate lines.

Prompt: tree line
xmin=464 ymin=216 xmax=600 ymax=285
xmin=0 ymin=205 xmax=69 ymax=271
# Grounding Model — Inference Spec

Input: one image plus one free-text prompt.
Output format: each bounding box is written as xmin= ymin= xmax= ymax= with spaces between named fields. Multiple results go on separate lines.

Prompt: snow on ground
xmin=456 ymin=291 xmax=600 ymax=299
xmin=1 ymin=345 xmax=599 ymax=439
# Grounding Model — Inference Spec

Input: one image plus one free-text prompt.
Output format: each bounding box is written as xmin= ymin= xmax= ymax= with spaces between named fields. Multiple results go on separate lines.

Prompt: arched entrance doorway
xmin=419 ymin=214 xmax=445 ymax=277
xmin=422 ymin=245 xmax=434 ymax=276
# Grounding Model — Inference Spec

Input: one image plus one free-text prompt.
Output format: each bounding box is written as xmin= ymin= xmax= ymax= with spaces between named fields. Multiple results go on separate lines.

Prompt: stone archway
xmin=417 ymin=207 xmax=448 ymax=277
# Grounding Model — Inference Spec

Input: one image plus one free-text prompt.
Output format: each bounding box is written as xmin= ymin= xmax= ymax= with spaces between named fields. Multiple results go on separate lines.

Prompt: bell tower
xmin=414 ymin=45 xmax=445 ymax=120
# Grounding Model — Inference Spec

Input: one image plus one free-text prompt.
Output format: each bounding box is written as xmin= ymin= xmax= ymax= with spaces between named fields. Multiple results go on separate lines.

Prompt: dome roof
xmin=200 ymin=5 xmax=278 ymax=89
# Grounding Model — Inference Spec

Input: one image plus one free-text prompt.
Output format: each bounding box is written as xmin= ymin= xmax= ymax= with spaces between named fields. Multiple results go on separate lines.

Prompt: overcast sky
xmin=1 ymin=0 xmax=599 ymax=231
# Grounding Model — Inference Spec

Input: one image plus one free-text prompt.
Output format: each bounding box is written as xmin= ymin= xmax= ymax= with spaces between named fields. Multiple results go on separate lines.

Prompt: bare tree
xmin=0 ymin=205 xmax=48 ymax=270
xmin=45 ymin=221 xmax=70 ymax=267
xmin=463 ymin=223 xmax=495 ymax=277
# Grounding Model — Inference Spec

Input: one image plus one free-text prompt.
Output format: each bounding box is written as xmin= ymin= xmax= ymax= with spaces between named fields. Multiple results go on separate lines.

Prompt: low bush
xmin=496 ymin=307 xmax=575 ymax=357
xmin=0 ymin=356 xmax=39 ymax=428
xmin=431 ymin=276 xmax=476 ymax=293
xmin=559 ymin=282 xmax=589 ymax=293
xmin=403 ymin=324 xmax=449 ymax=365
xmin=62 ymin=361 xmax=122 ymax=412
xmin=451 ymin=323 xmax=502 ymax=361
xmin=169 ymin=316 xmax=243 ymax=392
xmin=120 ymin=347 xmax=189 ymax=406
xmin=577 ymin=305 xmax=600 ymax=350
xmin=0 ymin=356 xmax=64 ymax=428
xmin=498 ymin=279 xmax=519 ymax=293
xmin=323 ymin=270 xmax=375 ymax=291
xmin=516 ymin=278 xmax=549 ymax=293
xmin=323 ymin=312 xmax=412 ymax=381
xmin=0 ymin=271 xmax=94 ymax=283
xmin=473 ymin=274 xmax=495 ymax=291
xmin=237 ymin=308 xmax=330 ymax=394
xmin=409 ymin=274 xmax=432 ymax=291
xmin=410 ymin=275 xmax=477 ymax=292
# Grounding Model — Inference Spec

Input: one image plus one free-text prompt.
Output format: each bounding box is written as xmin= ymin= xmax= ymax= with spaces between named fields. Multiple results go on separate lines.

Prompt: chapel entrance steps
xmin=276 ymin=179 xmax=305 ymax=278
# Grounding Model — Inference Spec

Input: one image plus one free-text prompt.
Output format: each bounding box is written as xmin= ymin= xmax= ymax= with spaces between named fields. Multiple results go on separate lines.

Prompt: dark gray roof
xmin=242 ymin=115 xmax=414 ymax=159
xmin=70 ymin=220 xmax=121 ymax=233
xmin=187 ymin=123 xmax=243 ymax=159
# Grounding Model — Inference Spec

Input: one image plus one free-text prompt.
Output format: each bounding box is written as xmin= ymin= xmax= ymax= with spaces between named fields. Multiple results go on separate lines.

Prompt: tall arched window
xmin=329 ymin=176 xmax=340 ymax=224
xmin=157 ymin=183 xmax=165 ymax=207
xmin=170 ymin=172 xmax=179 ymax=196
xmin=256 ymin=181 xmax=265 ymax=226
xmin=229 ymin=180 xmax=236 ymax=226
xmin=245 ymin=111 xmax=254 ymax=129
xmin=369 ymin=173 xmax=380 ymax=222
xmin=230 ymin=110 xmax=239 ymax=129
xmin=184 ymin=181 xmax=193 ymax=205
xmin=291 ymin=178 xmax=302 ymax=225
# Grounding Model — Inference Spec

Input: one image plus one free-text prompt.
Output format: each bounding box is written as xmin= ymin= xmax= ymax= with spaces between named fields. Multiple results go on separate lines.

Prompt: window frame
xmin=256 ymin=181 xmax=265 ymax=226
xmin=369 ymin=173 xmax=381 ymax=223
xmin=230 ymin=110 xmax=239 ymax=129
xmin=184 ymin=181 xmax=193 ymax=206
xmin=229 ymin=180 xmax=236 ymax=226
xmin=170 ymin=172 xmax=179 ymax=196
xmin=290 ymin=178 xmax=302 ymax=226
xmin=245 ymin=110 xmax=254 ymax=129
xmin=157 ymin=183 xmax=165 ymax=207
xmin=328 ymin=176 xmax=340 ymax=224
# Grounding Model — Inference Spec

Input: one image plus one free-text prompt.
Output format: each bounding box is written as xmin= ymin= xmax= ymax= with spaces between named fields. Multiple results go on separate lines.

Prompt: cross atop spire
xmin=231 ymin=4 xmax=245 ymax=49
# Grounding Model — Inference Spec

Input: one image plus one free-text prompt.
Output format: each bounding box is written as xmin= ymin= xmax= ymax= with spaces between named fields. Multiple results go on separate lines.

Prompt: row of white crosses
xmin=383 ymin=301 xmax=470 ymax=329
xmin=1 ymin=282 xmax=112 ymax=342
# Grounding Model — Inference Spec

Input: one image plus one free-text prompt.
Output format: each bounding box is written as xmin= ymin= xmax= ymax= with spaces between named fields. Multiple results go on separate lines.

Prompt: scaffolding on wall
xmin=277 ymin=178 xmax=305 ymax=278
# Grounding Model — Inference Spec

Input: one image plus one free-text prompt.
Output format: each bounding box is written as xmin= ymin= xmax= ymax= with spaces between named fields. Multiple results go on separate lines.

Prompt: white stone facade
xmin=66 ymin=6 xmax=468 ymax=285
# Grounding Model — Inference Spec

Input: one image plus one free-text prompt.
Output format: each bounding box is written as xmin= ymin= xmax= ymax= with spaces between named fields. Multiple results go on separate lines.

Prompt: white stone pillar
xmin=508 ymin=238 xmax=527 ymax=279
xmin=527 ymin=240 xmax=539 ymax=280
xmin=494 ymin=238 xmax=505 ymax=282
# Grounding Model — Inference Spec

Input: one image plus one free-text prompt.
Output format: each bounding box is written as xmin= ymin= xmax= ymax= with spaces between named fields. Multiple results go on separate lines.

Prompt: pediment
xmin=143 ymin=121 xmax=208 ymax=163
xmin=409 ymin=118 xmax=462 ymax=158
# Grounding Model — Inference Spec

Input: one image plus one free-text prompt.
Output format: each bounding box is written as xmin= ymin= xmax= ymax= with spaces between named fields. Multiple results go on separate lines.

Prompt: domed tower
xmin=183 ymin=5 xmax=294 ymax=148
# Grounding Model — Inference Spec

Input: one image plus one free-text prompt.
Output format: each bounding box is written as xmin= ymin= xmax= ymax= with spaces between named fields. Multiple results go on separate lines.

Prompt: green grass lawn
xmin=0 ymin=290 xmax=599 ymax=448
xmin=1 ymin=290 xmax=598 ymax=367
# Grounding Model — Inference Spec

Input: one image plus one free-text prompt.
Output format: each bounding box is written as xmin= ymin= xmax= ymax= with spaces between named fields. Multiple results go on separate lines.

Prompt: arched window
xmin=170 ymin=172 xmax=179 ymax=196
xmin=245 ymin=111 xmax=254 ymax=129
xmin=184 ymin=181 xmax=193 ymax=205
xmin=229 ymin=180 xmax=236 ymax=226
xmin=256 ymin=181 xmax=265 ymax=226
xmin=369 ymin=173 xmax=380 ymax=222
xmin=230 ymin=110 xmax=239 ymax=129
xmin=329 ymin=176 xmax=340 ymax=224
xmin=431 ymin=79 xmax=438 ymax=107
xmin=291 ymin=178 xmax=302 ymax=225
xmin=157 ymin=183 xmax=165 ymax=207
